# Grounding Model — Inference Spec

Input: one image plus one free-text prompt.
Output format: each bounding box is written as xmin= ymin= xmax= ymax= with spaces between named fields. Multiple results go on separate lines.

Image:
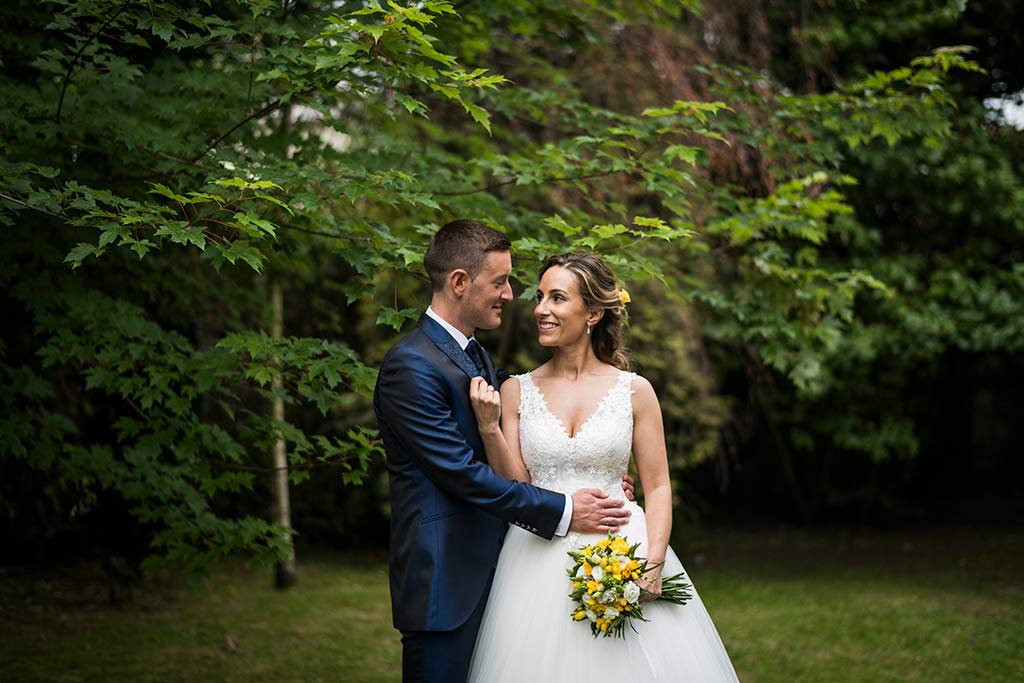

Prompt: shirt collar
xmin=425 ymin=306 xmax=473 ymax=350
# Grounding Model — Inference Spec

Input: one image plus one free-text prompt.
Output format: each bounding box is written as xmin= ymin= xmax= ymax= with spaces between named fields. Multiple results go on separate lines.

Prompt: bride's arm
xmin=470 ymin=376 xmax=532 ymax=482
xmin=631 ymin=375 xmax=672 ymax=598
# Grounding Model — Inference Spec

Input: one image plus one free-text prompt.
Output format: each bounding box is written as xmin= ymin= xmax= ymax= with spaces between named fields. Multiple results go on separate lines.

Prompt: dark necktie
xmin=465 ymin=339 xmax=488 ymax=380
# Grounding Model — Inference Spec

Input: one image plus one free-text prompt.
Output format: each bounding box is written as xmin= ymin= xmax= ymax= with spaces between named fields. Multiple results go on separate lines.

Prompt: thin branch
xmin=511 ymin=114 xmax=588 ymax=138
xmin=0 ymin=191 xmax=68 ymax=219
xmin=200 ymin=453 xmax=377 ymax=473
xmin=143 ymin=145 xmax=216 ymax=171
xmin=56 ymin=0 xmax=132 ymax=124
xmin=246 ymin=18 xmax=259 ymax=115
xmin=200 ymin=455 xmax=275 ymax=473
xmin=435 ymin=169 xmax=623 ymax=196
xmin=2 ymin=189 xmax=356 ymax=243
xmin=191 ymin=96 xmax=288 ymax=164
xmin=277 ymin=221 xmax=343 ymax=239
xmin=66 ymin=136 xmax=216 ymax=178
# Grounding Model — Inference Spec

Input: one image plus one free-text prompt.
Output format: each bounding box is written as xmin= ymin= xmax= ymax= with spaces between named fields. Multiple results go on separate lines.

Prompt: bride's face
xmin=534 ymin=266 xmax=596 ymax=347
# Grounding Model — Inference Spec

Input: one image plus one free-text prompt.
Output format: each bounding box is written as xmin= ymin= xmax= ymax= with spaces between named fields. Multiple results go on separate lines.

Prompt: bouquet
xmin=567 ymin=534 xmax=693 ymax=638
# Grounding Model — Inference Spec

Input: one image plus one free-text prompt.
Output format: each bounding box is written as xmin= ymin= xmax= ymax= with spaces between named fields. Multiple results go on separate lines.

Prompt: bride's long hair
xmin=539 ymin=253 xmax=632 ymax=371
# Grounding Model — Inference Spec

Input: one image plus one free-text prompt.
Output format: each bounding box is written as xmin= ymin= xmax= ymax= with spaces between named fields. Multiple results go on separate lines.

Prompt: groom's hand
xmin=569 ymin=488 xmax=631 ymax=534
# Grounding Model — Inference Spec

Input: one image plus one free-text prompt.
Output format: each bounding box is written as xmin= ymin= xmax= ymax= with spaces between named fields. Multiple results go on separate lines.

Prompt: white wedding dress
xmin=468 ymin=370 xmax=741 ymax=682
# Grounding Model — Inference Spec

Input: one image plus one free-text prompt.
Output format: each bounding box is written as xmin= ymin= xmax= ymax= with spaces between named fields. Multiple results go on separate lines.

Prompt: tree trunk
xmin=271 ymin=282 xmax=298 ymax=589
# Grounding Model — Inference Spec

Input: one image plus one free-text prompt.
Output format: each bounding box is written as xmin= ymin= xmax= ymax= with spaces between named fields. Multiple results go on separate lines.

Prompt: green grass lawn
xmin=2 ymin=528 xmax=1021 ymax=682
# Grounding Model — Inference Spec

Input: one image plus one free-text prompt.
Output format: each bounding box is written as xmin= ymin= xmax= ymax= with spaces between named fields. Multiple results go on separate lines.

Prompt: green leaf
xmin=130 ymin=240 xmax=154 ymax=260
xmin=395 ymin=92 xmax=428 ymax=116
xmin=463 ymin=102 xmax=491 ymax=133
xmin=664 ymin=145 xmax=700 ymax=165
xmin=363 ymin=24 xmax=386 ymax=43
xmin=64 ymin=242 xmax=98 ymax=268
xmin=138 ymin=14 xmax=176 ymax=43
xmin=148 ymin=183 xmax=188 ymax=203
xmin=428 ymin=82 xmax=460 ymax=101
xmin=376 ymin=307 xmax=419 ymax=331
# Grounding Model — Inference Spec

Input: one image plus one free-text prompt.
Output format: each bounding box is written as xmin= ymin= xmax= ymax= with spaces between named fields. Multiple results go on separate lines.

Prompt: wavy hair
xmin=539 ymin=252 xmax=631 ymax=370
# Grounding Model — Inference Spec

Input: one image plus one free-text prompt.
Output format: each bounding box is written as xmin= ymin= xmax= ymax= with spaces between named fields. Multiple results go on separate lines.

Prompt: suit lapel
xmin=419 ymin=314 xmax=482 ymax=381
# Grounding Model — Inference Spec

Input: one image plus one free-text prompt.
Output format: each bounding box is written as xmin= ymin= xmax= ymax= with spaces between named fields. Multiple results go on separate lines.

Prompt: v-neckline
xmin=527 ymin=370 xmax=624 ymax=440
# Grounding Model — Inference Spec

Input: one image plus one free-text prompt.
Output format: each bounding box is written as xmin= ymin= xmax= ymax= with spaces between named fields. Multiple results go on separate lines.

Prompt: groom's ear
xmin=448 ymin=268 xmax=470 ymax=298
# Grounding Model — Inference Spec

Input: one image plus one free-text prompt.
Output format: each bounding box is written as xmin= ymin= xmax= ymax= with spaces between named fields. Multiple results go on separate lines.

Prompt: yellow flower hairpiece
xmin=618 ymin=288 xmax=631 ymax=306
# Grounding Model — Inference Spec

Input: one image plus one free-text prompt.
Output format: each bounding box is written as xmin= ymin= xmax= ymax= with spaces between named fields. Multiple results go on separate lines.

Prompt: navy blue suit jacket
xmin=374 ymin=314 xmax=565 ymax=632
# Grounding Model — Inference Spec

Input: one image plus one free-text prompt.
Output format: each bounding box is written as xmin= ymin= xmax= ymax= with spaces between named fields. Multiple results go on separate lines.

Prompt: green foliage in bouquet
xmin=567 ymin=534 xmax=692 ymax=638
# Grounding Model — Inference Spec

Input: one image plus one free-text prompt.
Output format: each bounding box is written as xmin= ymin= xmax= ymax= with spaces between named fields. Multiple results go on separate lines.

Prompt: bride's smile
xmin=534 ymin=265 xmax=602 ymax=346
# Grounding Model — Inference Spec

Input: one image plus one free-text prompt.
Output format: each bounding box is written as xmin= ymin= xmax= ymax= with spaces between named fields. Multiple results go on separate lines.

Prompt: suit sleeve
xmin=376 ymin=349 xmax=565 ymax=539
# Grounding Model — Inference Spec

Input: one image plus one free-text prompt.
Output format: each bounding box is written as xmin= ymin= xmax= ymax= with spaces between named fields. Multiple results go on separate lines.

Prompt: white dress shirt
xmin=425 ymin=307 xmax=572 ymax=536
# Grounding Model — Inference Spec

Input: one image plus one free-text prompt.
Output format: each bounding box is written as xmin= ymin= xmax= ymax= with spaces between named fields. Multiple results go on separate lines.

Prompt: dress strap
xmin=513 ymin=372 xmax=540 ymax=416
xmin=609 ymin=370 xmax=637 ymax=413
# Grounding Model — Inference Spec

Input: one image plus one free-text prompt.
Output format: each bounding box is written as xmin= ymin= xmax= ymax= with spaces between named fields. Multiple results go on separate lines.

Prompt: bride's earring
xmin=586 ymin=323 xmax=591 ymax=335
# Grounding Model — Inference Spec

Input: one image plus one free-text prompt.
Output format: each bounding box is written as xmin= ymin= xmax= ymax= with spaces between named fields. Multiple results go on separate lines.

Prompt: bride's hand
xmin=469 ymin=376 xmax=501 ymax=431
xmin=621 ymin=473 xmax=636 ymax=502
xmin=638 ymin=563 xmax=663 ymax=602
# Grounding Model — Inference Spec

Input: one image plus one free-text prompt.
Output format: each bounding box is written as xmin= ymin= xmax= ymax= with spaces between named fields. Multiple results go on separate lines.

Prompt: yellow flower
xmin=583 ymin=561 xmax=592 ymax=576
xmin=574 ymin=610 xmax=587 ymax=621
xmin=587 ymin=580 xmax=601 ymax=593
xmin=597 ymin=538 xmax=611 ymax=550
xmin=610 ymin=537 xmax=630 ymax=554
xmin=618 ymin=288 xmax=631 ymax=305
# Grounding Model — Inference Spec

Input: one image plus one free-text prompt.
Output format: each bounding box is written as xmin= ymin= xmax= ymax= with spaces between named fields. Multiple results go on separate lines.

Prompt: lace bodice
xmin=516 ymin=370 xmax=636 ymax=501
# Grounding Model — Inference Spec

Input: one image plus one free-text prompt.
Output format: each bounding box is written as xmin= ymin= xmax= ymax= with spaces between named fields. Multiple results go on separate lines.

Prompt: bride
xmin=466 ymin=252 xmax=741 ymax=682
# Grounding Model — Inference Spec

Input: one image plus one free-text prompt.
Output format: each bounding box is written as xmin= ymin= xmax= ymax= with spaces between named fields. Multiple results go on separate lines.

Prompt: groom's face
xmin=462 ymin=250 xmax=514 ymax=332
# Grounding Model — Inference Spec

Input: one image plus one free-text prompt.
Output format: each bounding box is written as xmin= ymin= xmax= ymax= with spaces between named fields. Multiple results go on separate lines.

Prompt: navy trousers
xmin=400 ymin=571 xmax=493 ymax=683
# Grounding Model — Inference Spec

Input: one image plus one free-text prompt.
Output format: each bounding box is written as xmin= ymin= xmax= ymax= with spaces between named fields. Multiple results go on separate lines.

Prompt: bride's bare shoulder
xmin=628 ymin=373 xmax=659 ymax=405
xmin=628 ymin=371 xmax=653 ymax=389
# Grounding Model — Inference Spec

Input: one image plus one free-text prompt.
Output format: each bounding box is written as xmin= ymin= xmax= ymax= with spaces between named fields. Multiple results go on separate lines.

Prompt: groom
xmin=374 ymin=220 xmax=632 ymax=682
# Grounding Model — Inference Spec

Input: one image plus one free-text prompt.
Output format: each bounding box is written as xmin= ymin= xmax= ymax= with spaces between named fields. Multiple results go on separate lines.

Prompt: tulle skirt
xmin=468 ymin=501 xmax=741 ymax=682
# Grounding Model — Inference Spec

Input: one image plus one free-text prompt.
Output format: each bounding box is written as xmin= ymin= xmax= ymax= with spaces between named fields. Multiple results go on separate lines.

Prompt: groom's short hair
xmin=424 ymin=219 xmax=512 ymax=292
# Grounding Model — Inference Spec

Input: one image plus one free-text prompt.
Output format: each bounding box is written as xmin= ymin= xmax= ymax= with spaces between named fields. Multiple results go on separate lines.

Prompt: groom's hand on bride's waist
xmin=569 ymin=488 xmax=631 ymax=534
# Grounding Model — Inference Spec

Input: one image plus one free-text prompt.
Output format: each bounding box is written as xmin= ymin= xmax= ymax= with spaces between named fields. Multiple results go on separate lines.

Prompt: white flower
xmin=623 ymin=581 xmax=640 ymax=604
xmin=582 ymin=593 xmax=593 ymax=605
xmin=586 ymin=610 xmax=598 ymax=623
xmin=604 ymin=607 xmax=620 ymax=620
xmin=591 ymin=565 xmax=604 ymax=581
xmin=618 ymin=556 xmax=630 ymax=569
xmin=602 ymin=590 xmax=618 ymax=604
xmin=576 ymin=565 xmax=587 ymax=578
